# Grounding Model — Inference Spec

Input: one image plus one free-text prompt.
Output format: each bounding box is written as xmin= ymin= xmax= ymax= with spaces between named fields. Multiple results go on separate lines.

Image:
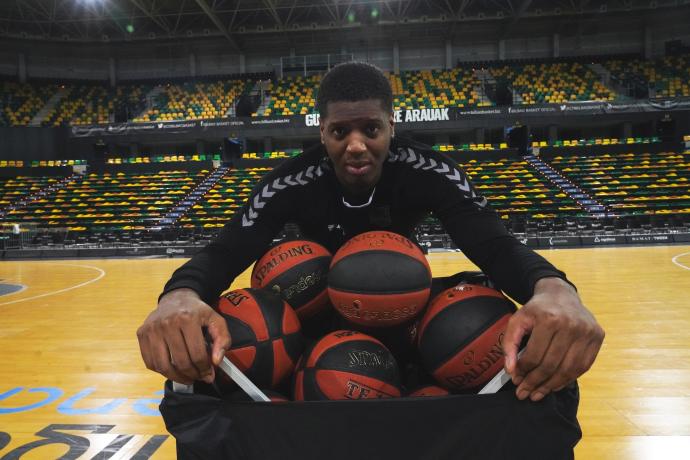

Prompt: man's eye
xmin=366 ymin=126 xmax=380 ymax=136
xmin=332 ymin=127 xmax=344 ymax=136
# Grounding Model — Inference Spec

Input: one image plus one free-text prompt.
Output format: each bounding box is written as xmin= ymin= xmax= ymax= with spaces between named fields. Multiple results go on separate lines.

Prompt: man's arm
xmin=425 ymin=155 xmax=604 ymax=400
xmin=137 ymin=171 xmax=294 ymax=384
xmin=137 ymin=288 xmax=230 ymax=385
xmin=502 ymin=277 xmax=604 ymax=401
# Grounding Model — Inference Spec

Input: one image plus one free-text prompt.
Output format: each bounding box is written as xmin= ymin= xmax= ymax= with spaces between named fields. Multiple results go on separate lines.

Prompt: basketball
xmin=407 ymin=385 xmax=451 ymax=397
xmin=417 ymin=284 xmax=517 ymax=391
xmin=251 ymin=239 xmax=332 ymax=319
xmin=214 ymin=288 xmax=303 ymax=389
xmin=328 ymin=231 xmax=432 ymax=327
xmin=293 ymin=330 xmax=402 ymax=400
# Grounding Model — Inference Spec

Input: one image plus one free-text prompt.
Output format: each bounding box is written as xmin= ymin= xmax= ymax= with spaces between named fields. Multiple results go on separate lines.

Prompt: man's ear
xmin=319 ymin=119 xmax=325 ymax=143
xmin=389 ymin=113 xmax=395 ymax=138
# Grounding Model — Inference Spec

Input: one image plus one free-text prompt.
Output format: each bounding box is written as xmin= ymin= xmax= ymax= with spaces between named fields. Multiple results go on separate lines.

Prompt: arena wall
xmin=1 ymin=8 xmax=689 ymax=81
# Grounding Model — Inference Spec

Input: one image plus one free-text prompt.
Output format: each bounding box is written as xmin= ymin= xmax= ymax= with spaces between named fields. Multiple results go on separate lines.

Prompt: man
xmin=137 ymin=62 xmax=604 ymax=405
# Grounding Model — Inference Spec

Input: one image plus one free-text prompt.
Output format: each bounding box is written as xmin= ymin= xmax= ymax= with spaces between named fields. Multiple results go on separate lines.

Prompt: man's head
xmin=317 ymin=62 xmax=395 ymax=197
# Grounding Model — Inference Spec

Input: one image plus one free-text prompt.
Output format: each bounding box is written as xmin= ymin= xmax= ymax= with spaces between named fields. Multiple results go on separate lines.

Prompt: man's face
xmin=320 ymin=99 xmax=394 ymax=196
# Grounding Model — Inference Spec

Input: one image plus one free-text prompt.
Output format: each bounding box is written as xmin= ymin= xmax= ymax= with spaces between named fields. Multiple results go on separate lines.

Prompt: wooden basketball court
xmin=1 ymin=245 xmax=689 ymax=459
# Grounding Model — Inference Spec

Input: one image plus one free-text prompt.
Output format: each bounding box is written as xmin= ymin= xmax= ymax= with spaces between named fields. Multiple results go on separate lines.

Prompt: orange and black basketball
xmin=214 ymin=288 xmax=303 ymax=389
xmin=293 ymin=330 xmax=402 ymax=401
xmin=328 ymin=231 xmax=432 ymax=327
xmin=407 ymin=385 xmax=451 ymax=397
xmin=251 ymin=239 xmax=332 ymax=319
xmin=417 ymin=284 xmax=517 ymax=392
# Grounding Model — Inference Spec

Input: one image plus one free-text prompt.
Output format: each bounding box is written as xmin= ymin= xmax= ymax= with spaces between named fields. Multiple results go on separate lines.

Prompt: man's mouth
xmin=345 ymin=162 xmax=372 ymax=176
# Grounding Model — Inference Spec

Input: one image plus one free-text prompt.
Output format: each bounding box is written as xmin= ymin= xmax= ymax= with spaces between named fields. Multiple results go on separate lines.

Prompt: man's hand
xmin=502 ymin=277 xmax=604 ymax=402
xmin=136 ymin=288 xmax=231 ymax=384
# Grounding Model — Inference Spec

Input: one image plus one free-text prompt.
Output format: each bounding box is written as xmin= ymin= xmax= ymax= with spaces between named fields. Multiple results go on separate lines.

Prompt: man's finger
xmin=181 ymin=321 xmax=215 ymax=383
xmin=164 ymin=327 xmax=200 ymax=382
xmin=163 ymin=354 xmax=196 ymax=386
xmin=516 ymin=330 xmax=572 ymax=400
xmin=511 ymin=318 xmax=558 ymax=389
xmin=502 ymin=310 xmax=534 ymax=377
xmin=137 ymin=327 xmax=155 ymax=371
xmin=528 ymin=337 xmax=595 ymax=401
xmin=149 ymin=336 xmax=194 ymax=384
xmin=205 ymin=311 xmax=231 ymax=366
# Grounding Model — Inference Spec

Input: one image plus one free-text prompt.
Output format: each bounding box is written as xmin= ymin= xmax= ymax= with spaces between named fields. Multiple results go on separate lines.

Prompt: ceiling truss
xmin=0 ymin=0 xmax=685 ymax=48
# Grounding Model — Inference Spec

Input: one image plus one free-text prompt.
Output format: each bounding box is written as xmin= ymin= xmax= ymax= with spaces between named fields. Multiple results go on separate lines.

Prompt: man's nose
xmin=345 ymin=133 xmax=367 ymax=155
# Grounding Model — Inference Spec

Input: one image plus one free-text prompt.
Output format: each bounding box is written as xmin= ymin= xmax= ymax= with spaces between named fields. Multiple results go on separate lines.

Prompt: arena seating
xmin=1 ymin=81 xmax=58 ymax=126
xmin=605 ymin=54 xmax=690 ymax=98
xmin=0 ymin=176 xmax=65 ymax=208
xmin=459 ymin=157 xmax=585 ymax=219
xmin=44 ymin=83 xmax=150 ymax=126
xmin=0 ymin=160 xmax=26 ymax=168
xmin=548 ymin=150 xmax=690 ymax=215
xmin=134 ymin=79 xmax=251 ymax=122
xmin=389 ymin=68 xmax=491 ymax=110
xmin=178 ymin=167 xmax=271 ymax=228
xmin=434 ymin=143 xmax=508 ymax=152
xmin=489 ymin=62 xmax=616 ymax=104
xmin=258 ymin=75 xmax=320 ymax=116
xmin=2 ymin=170 xmax=207 ymax=232
xmin=534 ymin=136 xmax=661 ymax=148
xmin=105 ymin=154 xmax=220 ymax=164
xmin=257 ymin=68 xmax=490 ymax=116
xmin=3 ymin=54 xmax=688 ymax=127
xmin=1 ymin=146 xmax=687 ymax=246
xmin=241 ymin=149 xmax=301 ymax=160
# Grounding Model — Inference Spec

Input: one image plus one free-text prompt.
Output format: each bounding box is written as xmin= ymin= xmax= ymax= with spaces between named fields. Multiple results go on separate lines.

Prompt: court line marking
xmin=671 ymin=251 xmax=690 ymax=271
xmin=0 ymin=263 xmax=106 ymax=306
xmin=0 ymin=283 xmax=28 ymax=297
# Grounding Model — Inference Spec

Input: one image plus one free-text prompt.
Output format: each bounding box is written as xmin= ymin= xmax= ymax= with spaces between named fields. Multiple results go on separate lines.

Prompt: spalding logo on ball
xmin=417 ymin=284 xmax=517 ymax=392
xmin=251 ymin=239 xmax=332 ymax=319
xmin=293 ymin=330 xmax=402 ymax=401
xmin=328 ymin=231 xmax=432 ymax=327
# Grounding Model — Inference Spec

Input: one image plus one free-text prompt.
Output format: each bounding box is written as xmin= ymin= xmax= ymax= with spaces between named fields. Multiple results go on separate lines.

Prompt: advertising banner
xmin=70 ymin=98 xmax=690 ymax=139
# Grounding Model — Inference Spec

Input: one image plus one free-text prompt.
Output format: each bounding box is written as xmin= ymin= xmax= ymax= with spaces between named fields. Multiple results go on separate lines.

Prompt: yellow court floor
xmin=0 ymin=245 xmax=689 ymax=459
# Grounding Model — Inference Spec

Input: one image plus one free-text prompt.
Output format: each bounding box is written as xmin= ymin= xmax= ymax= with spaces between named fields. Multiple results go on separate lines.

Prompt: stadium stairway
xmin=587 ymin=62 xmax=632 ymax=101
xmin=525 ymin=155 xmax=608 ymax=216
xmin=137 ymin=86 xmax=166 ymax=119
xmin=253 ymin=80 xmax=273 ymax=116
xmin=28 ymin=87 xmax=68 ymax=127
xmin=587 ymin=63 xmax=611 ymax=87
xmin=472 ymin=69 xmax=494 ymax=105
xmin=0 ymin=173 xmax=77 ymax=219
xmin=156 ymin=165 xmax=231 ymax=228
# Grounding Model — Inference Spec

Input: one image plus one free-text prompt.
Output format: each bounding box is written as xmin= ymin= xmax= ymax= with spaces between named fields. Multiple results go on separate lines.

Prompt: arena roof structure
xmin=0 ymin=0 xmax=686 ymax=47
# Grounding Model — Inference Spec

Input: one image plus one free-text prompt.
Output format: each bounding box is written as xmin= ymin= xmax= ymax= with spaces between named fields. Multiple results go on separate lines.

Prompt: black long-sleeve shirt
xmin=162 ymin=138 xmax=569 ymax=305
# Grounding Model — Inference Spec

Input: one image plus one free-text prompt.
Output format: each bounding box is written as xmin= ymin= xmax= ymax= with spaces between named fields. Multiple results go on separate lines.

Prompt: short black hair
xmin=316 ymin=62 xmax=393 ymax=119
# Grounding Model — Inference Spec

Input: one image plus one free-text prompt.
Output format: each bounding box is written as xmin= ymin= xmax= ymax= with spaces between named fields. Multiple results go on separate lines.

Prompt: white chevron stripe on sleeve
xmin=241 ymin=161 xmax=326 ymax=227
xmin=434 ymin=163 xmax=449 ymax=174
xmin=388 ymin=147 xmax=487 ymax=208
xmin=422 ymin=158 xmax=437 ymax=170
xmin=295 ymin=171 xmax=308 ymax=185
xmin=445 ymin=169 xmax=462 ymax=182
xmin=261 ymin=185 xmax=275 ymax=198
xmin=457 ymin=178 xmax=471 ymax=192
